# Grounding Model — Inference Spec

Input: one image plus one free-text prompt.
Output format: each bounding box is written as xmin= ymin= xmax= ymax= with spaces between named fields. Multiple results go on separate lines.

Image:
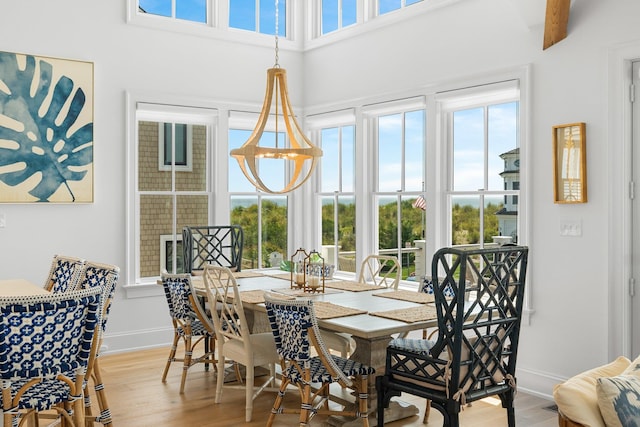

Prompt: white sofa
xmin=553 ymin=355 xmax=640 ymax=427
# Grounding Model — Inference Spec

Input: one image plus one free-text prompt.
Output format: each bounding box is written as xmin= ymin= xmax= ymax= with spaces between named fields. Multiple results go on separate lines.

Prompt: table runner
xmin=369 ymin=305 xmax=437 ymax=323
xmin=312 ymin=301 xmax=367 ymax=320
xmin=372 ymin=289 xmax=434 ymax=304
xmin=233 ymin=271 xmax=264 ymax=279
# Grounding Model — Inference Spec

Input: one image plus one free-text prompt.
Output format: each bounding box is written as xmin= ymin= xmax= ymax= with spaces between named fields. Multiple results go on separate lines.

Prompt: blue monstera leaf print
xmin=0 ymin=51 xmax=93 ymax=202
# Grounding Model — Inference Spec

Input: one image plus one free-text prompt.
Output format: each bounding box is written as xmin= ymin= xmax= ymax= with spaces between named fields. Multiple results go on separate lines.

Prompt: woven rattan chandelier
xmin=230 ymin=0 xmax=322 ymax=194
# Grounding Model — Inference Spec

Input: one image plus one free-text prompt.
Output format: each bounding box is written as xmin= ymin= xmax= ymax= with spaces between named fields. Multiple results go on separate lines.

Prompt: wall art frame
xmin=0 ymin=50 xmax=94 ymax=203
xmin=552 ymin=122 xmax=587 ymax=204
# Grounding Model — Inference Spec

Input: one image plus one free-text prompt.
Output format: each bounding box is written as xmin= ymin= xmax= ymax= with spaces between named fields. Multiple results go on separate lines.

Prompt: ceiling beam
xmin=543 ymin=0 xmax=571 ymax=50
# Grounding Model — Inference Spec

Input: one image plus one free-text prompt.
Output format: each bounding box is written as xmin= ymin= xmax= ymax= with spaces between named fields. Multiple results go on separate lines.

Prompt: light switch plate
xmin=560 ymin=218 xmax=581 ymax=236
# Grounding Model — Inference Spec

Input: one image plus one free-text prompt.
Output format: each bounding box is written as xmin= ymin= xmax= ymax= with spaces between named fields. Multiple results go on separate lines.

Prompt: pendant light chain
xmin=274 ymin=0 xmax=280 ymax=67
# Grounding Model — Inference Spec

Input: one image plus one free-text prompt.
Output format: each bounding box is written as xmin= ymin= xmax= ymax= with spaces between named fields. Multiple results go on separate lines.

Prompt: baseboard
xmin=516 ymin=365 xmax=565 ymax=401
xmin=100 ymin=326 xmax=174 ymax=355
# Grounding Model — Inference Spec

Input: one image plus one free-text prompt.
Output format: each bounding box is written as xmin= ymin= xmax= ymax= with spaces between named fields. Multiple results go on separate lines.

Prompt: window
xmin=321 ymin=0 xmax=357 ymax=35
xmin=138 ymin=0 xmax=207 ymax=23
xmin=366 ymin=99 xmax=426 ymax=280
xmin=439 ymin=82 xmax=520 ymax=245
xmin=229 ymin=0 xmax=286 ymax=35
xmin=131 ymin=103 xmax=215 ymax=284
xmin=228 ymin=113 xmax=289 ymax=269
xmin=159 ymin=123 xmax=192 ymax=171
xmin=379 ymin=0 xmax=423 ymax=15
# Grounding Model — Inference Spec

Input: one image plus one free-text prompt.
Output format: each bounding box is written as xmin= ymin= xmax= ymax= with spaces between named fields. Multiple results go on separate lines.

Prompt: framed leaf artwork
xmin=0 ymin=51 xmax=93 ymax=203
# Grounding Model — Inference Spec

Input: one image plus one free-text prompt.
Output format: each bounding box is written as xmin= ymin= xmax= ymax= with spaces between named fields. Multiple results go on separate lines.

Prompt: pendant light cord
xmin=274 ymin=0 xmax=280 ymax=67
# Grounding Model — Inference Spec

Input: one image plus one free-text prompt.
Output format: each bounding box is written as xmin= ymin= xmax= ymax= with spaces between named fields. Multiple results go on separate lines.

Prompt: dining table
xmin=190 ymin=269 xmax=440 ymax=427
xmin=0 ymin=279 xmax=49 ymax=296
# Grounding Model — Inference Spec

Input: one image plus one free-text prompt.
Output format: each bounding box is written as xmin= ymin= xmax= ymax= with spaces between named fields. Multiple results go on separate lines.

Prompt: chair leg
xmin=357 ymin=376 xmax=370 ymax=427
xmin=298 ymin=382 xmax=312 ymax=426
xmin=90 ymin=358 xmax=113 ymax=426
xmin=180 ymin=335 xmax=193 ymax=394
xmin=266 ymin=378 xmax=289 ymax=427
xmin=214 ymin=354 xmax=225 ymax=404
xmin=245 ymin=364 xmax=254 ymax=422
xmin=161 ymin=333 xmax=179 ymax=383
xmin=507 ymin=407 xmax=516 ymax=427
xmin=423 ymin=399 xmax=431 ymax=424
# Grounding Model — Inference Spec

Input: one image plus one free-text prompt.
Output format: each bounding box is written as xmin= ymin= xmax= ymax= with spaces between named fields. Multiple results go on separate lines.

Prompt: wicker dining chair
xmin=160 ymin=272 xmax=217 ymax=393
xmin=376 ymin=245 xmax=529 ymax=427
xmin=43 ymin=254 xmax=85 ymax=293
xmin=264 ymin=294 xmax=375 ymax=427
xmin=203 ymin=265 xmax=279 ymax=422
xmin=75 ymin=261 xmax=120 ymax=427
xmin=0 ymin=287 xmax=102 ymax=427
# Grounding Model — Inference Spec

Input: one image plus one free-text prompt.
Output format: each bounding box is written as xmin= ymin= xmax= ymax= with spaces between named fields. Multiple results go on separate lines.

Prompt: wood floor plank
xmin=86 ymin=346 xmax=558 ymax=426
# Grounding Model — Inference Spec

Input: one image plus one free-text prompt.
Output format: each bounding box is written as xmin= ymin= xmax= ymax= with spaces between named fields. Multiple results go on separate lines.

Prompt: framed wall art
xmin=552 ymin=122 xmax=587 ymax=204
xmin=0 ymin=51 xmax=94 ymax=203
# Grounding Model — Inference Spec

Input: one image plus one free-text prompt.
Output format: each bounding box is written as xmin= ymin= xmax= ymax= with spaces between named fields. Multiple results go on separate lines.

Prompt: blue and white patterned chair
xmin=0 ymin=287 xmax=101 ymax=427
xmin=76 ymin=261 xmax=119 ymax=427
xmin=264 ymin=294 xmax=375 ymax=427
xmin=160 ymin=272 xmax=216 ymax=394
xmin=43 ymin=254 xmax=85 ymax=293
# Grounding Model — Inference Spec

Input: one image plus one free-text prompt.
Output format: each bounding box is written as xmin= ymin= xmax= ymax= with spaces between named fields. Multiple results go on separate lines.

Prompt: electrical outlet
xmin=560 ymin=218 xmax=582 ymax=237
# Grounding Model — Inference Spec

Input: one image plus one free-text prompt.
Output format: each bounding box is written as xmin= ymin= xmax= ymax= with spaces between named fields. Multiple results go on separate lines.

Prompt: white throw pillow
xmin=596 ymin=374 xmax=640 ymax=427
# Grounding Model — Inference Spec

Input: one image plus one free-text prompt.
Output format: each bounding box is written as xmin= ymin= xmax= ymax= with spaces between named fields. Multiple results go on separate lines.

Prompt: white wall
xmin=301 ymin=0 xmax=640 ymax=398
xmin=1 ymin=0 xmax=639 ymax=400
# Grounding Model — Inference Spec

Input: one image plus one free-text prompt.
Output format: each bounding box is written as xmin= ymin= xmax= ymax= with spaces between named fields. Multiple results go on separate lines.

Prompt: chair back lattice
xmin=380 ymin=245 xmax=528 ymax=417
xmin=44 ymin=254 xmax=85 ymax=293
xmin=0 ymin=287 xmax=102 ymax=381
xmin=358 ymin=255 xmax=401 ymax=289
xmin=432 ymin=246 xmax=527 ymax=397
xmin=183 ymin=225 xmax=244 ymax=274
xmin=264 ymin=294 xmax=353 ymax=386
xmin=202 ymin=265 xmax=250 ymax=349
xmin=161 ymin=272 xmax=213 ymax=331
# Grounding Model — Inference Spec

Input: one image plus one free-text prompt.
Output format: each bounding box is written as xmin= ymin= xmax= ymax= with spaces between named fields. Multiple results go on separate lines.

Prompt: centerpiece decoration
xmin=289 ymin=248 xmax=325 ymax=293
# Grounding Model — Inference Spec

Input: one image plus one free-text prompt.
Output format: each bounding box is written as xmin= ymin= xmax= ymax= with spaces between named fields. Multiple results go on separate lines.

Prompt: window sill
xmin=123 ymin=281 xmax=164 ymax=299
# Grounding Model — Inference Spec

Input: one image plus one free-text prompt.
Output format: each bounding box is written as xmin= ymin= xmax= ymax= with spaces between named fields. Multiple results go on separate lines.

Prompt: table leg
xmin=326 ymin=335 xmax=419 ymax=427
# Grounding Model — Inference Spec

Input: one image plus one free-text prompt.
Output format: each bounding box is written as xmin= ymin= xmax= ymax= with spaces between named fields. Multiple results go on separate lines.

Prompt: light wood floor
xmin=89 ymin=346 xmax=559 ymax=426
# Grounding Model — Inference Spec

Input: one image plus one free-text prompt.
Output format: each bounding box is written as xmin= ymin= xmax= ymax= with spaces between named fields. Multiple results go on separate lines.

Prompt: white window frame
xmin=307 ymin=109 xmax=357 ymax=271
xmin=158 ymin=123 xmax=193 ymax=172
xmin=124 ymin=94 xmax=218 ymax=297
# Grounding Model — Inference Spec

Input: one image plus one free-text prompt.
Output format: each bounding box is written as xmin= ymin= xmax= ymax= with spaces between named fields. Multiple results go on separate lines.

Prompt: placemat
xmin=372 ymin=289 xmax=434 ymax=304
xmin=236 ymin=290 xmax=269 ymax=304
xmin=270 ymin=287 xmax=343 ymax=297
xmin=369 ymin=305 xmax=437 ymax=323
xmin=312 ymin=301 xmax=367 ymax=320
xmin=233 ymin=271 xmax=264 ymax=279
xmin=324 ymin=280 xmax=382 ymax=292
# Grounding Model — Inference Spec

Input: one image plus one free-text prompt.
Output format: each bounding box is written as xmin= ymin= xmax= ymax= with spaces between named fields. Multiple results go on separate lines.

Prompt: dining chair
xmin=202 ymin=265 xmax=279 ymax=422
xmin=43 ymin=254 xmax=85 ymax=292
xmin=264 ymin=293 xmax=375 ymax=427
xmin=75 ymin=261 xmax=120 ymax=427
xmin=182 ymin=225 xmax=244 ymax=274
xmin=376 ymin=245 xmax=529 ymax=427
xmin=321 ymin=254 xmax=402 ymax=359
xmin=160 ymin=272 xmax=217 ymax=393
xmin=0 ymin=287 xmax=102 ymax=427
xmin=358 ymin=254 xmax=401 ymax=289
